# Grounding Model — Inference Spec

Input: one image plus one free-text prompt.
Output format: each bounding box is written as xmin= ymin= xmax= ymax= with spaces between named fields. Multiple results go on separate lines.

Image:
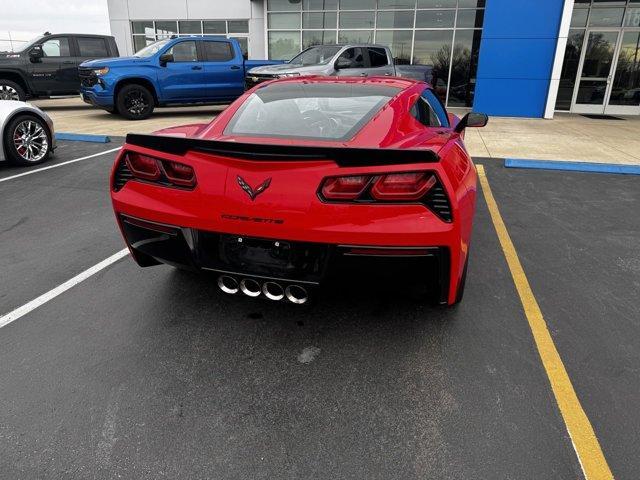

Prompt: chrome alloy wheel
xmin=13 ymin=120 xmax=49 ymax=162
xmin=0 ymin=84 xmax=20 ymax=100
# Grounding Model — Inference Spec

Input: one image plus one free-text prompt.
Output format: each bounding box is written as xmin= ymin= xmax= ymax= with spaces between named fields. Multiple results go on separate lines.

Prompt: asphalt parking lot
xmin=1 ymin=141 xmax=638 ymax=479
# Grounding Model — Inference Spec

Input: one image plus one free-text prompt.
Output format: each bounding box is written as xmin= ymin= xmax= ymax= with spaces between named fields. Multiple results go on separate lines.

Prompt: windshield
xmin=134 ymin=38 xmax=172 ymax=57
xmin=224 ymin=82 xmax=399 ymax=141
xmin=288 ymin=46 xmax=342 ymax=66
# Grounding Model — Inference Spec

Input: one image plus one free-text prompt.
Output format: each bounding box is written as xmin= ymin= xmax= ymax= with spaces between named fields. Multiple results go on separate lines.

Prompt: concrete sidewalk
xmin=33 ymin=97 xmax=640 ymax=164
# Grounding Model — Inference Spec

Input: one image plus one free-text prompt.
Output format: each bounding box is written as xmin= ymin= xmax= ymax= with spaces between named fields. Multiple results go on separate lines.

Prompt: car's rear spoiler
xmin=125 ymin=134 xmax=439 ymax=167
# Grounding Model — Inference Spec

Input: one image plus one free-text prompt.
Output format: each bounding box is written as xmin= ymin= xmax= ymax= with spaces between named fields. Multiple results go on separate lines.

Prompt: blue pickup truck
xmin=78 ymin=36 xmax=282 ymax=120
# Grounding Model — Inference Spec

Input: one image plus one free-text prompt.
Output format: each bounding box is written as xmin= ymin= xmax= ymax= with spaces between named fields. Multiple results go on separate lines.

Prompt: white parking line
xmin=0 ymin=249 xmax=129 ymax=329
xmin=0 ymin=147 xmax=121 ymax=183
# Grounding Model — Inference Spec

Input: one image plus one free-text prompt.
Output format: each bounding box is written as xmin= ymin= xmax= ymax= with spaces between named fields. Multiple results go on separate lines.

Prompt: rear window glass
xmin=224 ymin=82 xmax=399 ymax=141
xmin=77 ymin=37 xmax=109 ymax=57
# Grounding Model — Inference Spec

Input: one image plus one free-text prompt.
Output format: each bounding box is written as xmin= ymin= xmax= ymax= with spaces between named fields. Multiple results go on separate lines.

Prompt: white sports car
xmin=0 ymin=100 xmax=55 ymax=166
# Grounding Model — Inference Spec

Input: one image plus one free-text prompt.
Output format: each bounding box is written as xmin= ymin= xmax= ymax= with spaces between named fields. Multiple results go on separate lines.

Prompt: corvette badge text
xmin=221 ymin=214 xmax=284 ymax=224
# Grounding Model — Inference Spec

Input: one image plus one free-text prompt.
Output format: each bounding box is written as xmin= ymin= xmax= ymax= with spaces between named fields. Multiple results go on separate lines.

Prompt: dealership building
xmin=106 ymin=0 xmax=640 ymax=118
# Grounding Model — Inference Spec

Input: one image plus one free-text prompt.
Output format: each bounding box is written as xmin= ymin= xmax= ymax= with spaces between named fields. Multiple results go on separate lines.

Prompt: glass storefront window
xmin=268 ymin=0 xmax=301 ymax=11
xmin=608 ymin=31 xmax=640 ymax=106
xmin=203 ymin=21 xmax=226 ymax=34
xmin=264 ymin=0 xmax=486 ymax=107
xmin=570 ymin=9 xmax=589 ymax=28
xmin=413 ymin=30 xmax=453 ymax=101
xmin=417 ymin=0 xmax=456 ymax=7
xmin=339 ymin=0 xmax=376 ymax=9
xmin=303 ymin=12 xmax=338 ymax=29
xmin=338 ymin=30 xmax=375 ymax=43
xmin=268 ymin=31 xmax=301 ymax=60
xmin=303 ymin=30 xmax=337 ymax=49
xmin=339 ymin=11 xmax=375 ymax=29
xmin=132 ymin=21 xmax=153 ymax=35
xmin=378 ymin=0 xmax=416 ymax=8
xmin=624 ymin=8 xmax=640 ymax=27
xmin=415 ymin=10 xmax=456 ymax=28
xmin=376 ymin=11 xmax=415 ymax=29
xmin=179 ymin=21 xmax=202 ymax=34
xmin=228 ymin=20 xmax=249 ymax=33
xmin=447 ymin=29 xmax=482 ymax=107
xmin=304 ymin=0 xmax=338 ymax=9
xmin=555 ymin=30 xmax=585 ymax=110
xmin=269 ymin=13 xmax=301 ymax=29
xmin=588 ymin=7 xmax=625 ymax=26
xmin=458 ymin=0 xmax=486 ymax=7
xmin=376 ymin=30 xmax=413 ymax=64
xmin=456 ymin=9 xmax=484 ymax=28
xmin=155 ymin=21 xmax=177 ymax=36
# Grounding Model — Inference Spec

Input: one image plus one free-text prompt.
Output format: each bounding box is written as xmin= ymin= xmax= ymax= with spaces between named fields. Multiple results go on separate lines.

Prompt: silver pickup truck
xmin=246 ymin=44 xmax=439 ymax=89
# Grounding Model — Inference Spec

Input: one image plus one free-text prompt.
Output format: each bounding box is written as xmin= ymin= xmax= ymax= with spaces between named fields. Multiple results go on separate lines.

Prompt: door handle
xmin=192 ymin=65 xmax=202 ymax=70
xmin=62 ymin=61 xmax=75 ymax=64
xmin=230 ymin=65 xmax=241 ymax=70
xmin=384 ymin=73 xmax=392 ymax=76
xmin=359 ymin=73 xmax=367 ymax=77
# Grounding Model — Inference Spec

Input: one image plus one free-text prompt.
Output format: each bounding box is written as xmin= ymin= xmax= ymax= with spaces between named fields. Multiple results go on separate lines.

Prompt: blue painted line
xmin=505 ymin=158 xmax=640 ymax=176
xmin=55 ymin=132 xmax=111 ymax=143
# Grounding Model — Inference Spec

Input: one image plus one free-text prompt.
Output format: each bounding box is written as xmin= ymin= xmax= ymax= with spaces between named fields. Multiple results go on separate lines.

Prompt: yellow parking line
xmin=476 ymin=164 xmax=613 ymax=480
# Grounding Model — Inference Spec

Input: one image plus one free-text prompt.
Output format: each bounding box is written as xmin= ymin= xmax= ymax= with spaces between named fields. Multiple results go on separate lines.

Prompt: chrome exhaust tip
xmin=285 ymin=285 xmax=309 ymax=305
xmin=262 ymin=281 xmax=284 ymax=301
xmin=240 ymin=278 xmax=262 ymax=298
xmin=217 ymin=275 xmax=239 ymax=294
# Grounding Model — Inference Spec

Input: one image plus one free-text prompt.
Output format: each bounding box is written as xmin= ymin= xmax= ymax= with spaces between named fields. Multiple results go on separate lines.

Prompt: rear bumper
xmin=117 ymin=214 xmax=453 ymax=304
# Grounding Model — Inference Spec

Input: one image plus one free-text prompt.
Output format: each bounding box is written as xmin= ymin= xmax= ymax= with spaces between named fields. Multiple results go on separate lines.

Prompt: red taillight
xmin=370 ymin=172 xmax=436 ymax=201
xmin=161 ymin=160 xmax=196 ymax=188
xmin=125 ymin=152 xmax=161 ymax=181
xmin=321 ymin=175 xmax=370 ymax=200
xmin=122 ymin=152 xmax=196 ymax=189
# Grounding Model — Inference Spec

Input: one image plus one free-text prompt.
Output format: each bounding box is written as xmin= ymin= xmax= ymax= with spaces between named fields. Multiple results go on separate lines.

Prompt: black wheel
xmin=452 ymin=254 xmax=469 ymax=305
xmin=3 ymin=114 xmax=52 ymax=166
xmin=0 ymin=79 xmax=26 ymax=101
xmin=116 ymin=84 xmax=154 ymax=120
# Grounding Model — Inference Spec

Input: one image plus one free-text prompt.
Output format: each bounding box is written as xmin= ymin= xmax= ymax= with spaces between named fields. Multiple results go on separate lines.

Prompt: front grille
xmin=424 ymin=182 xmax=452 ymax=222
xmin=112 ymin=159 xmax=133 ymax=191
xmin=78 ymin=68 xmax=98 ymax=87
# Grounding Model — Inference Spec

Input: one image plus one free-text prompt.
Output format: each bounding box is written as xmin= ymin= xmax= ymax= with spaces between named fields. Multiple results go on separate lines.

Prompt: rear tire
xmin=3 ymin=114 xmax=52 ymax=166
xmin=116 ymin=84 xmax=154 ymax=120
xmin=0 ymin=79 xmax=26 ymax=101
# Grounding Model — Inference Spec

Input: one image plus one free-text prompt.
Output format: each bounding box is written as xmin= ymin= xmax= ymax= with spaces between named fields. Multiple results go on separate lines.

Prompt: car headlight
xmin=277 ymin=72 xmax=300 ymax=78
xmin=93 ymin=67 xmax=110 ymax=76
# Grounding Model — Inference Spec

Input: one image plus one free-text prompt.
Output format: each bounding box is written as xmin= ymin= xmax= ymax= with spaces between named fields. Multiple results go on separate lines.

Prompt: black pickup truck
xmin=0 ymin=33 xmax=119 ymax=101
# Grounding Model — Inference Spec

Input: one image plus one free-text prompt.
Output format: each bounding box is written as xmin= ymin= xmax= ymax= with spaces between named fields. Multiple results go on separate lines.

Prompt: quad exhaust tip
xmin=285 ymin=285 xmax=309 ymax=305
xmin=217 ymin=275 xmax=239 ymax=294
xmin=239 ymin=278 xmax=261 ymax=297
xmin=262 ymin=281 xmax=285 ymax=301
xmin=217 ymin=275 xmax=308 ymax=304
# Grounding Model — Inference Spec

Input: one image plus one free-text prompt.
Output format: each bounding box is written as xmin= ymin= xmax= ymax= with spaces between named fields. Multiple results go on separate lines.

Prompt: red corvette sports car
xmin=110 ymin=77 xmax=487 ymax=305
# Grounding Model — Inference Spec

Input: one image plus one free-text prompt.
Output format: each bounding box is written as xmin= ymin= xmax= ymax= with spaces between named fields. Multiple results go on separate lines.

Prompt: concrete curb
xmin=55 ymin=132 xmax=111 ymax=143
xmin=504 ymin=158 xmax=640 ymax=176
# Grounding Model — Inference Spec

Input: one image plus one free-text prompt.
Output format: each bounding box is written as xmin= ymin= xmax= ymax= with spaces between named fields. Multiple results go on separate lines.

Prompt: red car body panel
xmin=110 ymin=77 xmax=478 ymax=305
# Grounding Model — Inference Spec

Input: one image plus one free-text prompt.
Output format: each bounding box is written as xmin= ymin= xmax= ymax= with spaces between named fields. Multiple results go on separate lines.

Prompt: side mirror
xmin=159 ymin=52 xmax=174 ymax=66
xmin=454 ymin=112 xmax=488 ymax=133
xmin=29 ymin=45 xmax=43 ymax=61
xmin=335 ymin=57 xmax=351 ymax=70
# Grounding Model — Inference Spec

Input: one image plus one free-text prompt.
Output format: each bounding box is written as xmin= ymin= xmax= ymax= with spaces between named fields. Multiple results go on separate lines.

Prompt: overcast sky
xmin=0 ymin=0 xmax=110 ymax=51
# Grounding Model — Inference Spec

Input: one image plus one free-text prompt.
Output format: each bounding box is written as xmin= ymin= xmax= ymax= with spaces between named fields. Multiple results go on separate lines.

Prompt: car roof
xmin=43 ymin=33 xmax=113 ymax=38
xmin=261 ymin=75 xmax=420 ymax=91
